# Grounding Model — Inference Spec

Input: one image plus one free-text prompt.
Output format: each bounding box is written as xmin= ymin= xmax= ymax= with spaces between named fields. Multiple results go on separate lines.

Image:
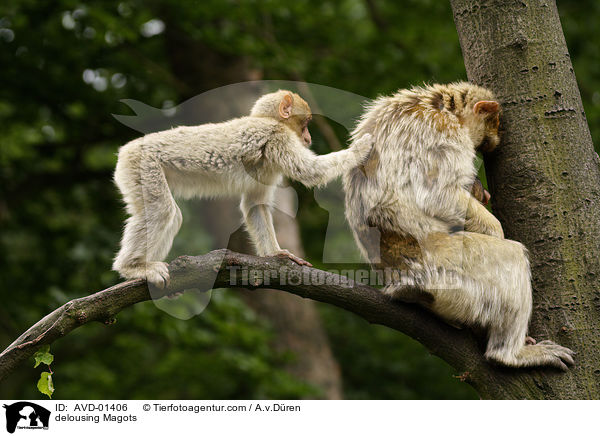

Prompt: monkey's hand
xmin=466 ymin=213 xmax=504 ymax=239
xmin=470 ymin=178 xmax=491 ymax=205
xmin=116 ymin=261 xmax=170 ymax=289
xmin=273 ymin=249 xmax=313 ymax=267
xmin=350 ymin=133 xmax=375 ymax=165
xmin=465 ymin=195 xmax=504 ymax=238
xmin=145 ymin=261 xmax=171 ymax=289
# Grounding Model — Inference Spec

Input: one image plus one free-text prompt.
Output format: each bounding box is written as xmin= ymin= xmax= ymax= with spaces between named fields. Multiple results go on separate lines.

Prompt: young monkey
xmin=344 ymin=82 xmax=574 ymax=370
xmin=113 ymin=90 xmax=373 ymax=288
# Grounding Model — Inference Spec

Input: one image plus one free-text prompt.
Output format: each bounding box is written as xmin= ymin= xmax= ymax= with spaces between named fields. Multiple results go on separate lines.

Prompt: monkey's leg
xmin=450 ymin=235 xmax=576 ymax=370
xmin=481 ymin=268 xmax=575 ymax=369
xmin=482 ymin=255 xmax=573 ymax=370
xmin=383 ymin=268 xmax=468 ymax=329
xmin=113 ymin=207 xmax=181 ymax=288
xmin=113 ymin=154 xmax=182 ymax=288
xmin=382 ymin=282 xmax=435 ymax=306
xmin=417 ymin=232 xmax=573 ymax=369
xmin=240 ymin=191 xmax=312 ymax=267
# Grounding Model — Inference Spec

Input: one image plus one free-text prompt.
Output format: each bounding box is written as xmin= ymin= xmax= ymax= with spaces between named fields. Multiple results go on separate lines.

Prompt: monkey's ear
xmin=473 ymin=100 xmax=500 ymax=116
xmin=278 ymin=94 xmax=294 ymax=119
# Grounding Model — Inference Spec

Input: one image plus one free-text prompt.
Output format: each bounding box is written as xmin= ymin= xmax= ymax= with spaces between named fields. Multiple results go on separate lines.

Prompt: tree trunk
xmin=451 ymin=0 xmax=600 ymax=399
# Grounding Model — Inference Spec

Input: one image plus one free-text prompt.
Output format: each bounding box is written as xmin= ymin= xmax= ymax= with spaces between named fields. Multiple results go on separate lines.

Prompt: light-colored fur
xmin=343 ymin=82 xmax=574 ymax=370
xmin=113 ymin=90 xmax=373 ymax=287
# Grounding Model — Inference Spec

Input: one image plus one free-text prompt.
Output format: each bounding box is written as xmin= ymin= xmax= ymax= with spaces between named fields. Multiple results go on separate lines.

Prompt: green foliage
xmin=0 ymin=0 xmax=597 ymax=400
xmin=321 ymin=304 xmax=477 ymax=399
xmin=36 ymin=372 xmax=54 ymax=398
xmin=33 ymin=345 xmax=55 ymax=397
xmin=559 ymin=1 xmax=600 ymax=150
xmin=33 ymin=345 xmax=54 ymax=368
xmin=48 ymin=294 xmax=316 ymax=399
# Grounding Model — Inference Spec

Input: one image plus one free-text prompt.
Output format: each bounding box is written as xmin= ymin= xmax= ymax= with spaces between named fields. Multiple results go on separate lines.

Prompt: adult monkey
xmin=113 ymin=90 xmax=373 ymax=288
xmin=344 ymin=82 xmax=574 ymax=370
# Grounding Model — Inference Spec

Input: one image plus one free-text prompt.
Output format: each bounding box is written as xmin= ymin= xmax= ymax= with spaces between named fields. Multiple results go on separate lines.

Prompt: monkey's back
xmin=116 ymin=117 xmax=285 ymax=200
xmin=343 ymin=83 xmax=482 ymax=269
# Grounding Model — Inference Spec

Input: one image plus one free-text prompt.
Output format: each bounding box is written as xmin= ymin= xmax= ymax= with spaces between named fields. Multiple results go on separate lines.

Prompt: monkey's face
xmin=292 ymin=96 xmax=312 ymax=147
xmin=282 ymin=113 xmax=312 ymax=147
xmin=478 ymin=111 xmax=500 ymax=153
xmin=278 ymin=93 xmax=312 ymax=147
xmin=298 ymin=114 xmax=312 ymax=147
xmin=466 ymin=100 xmax=501 ymax=153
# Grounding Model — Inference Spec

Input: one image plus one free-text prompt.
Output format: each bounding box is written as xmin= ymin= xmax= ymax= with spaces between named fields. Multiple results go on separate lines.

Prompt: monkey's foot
xmin=525 ymin=336 xmax=536 ymax=345
xmin=487 ymin=340 xmax=575 ymax=371
xmin=535 ymin=340 xmax=576 ymax=371
xmin=506 ymin=340 xmax=575 ymax=371
xmin=274 ymin=249 xmax=312 ymax=267
xmin=145 ymin=261 xmax=170 ymax=289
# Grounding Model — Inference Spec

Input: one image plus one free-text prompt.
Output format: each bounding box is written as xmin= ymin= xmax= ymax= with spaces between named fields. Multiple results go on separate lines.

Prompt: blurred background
xmin=1 ymin=0 xmax=598 ymax=399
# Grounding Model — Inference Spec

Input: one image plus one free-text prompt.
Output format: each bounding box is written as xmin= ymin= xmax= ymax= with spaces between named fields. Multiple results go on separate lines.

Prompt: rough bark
xmin=451 ymin=0 xmax=600 ymax=398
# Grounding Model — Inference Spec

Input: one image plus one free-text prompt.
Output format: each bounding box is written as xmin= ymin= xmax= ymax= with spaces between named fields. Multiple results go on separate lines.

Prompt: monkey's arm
xmin=462 ymin=190 xmax=504 ymax=238
xmin=240 ymin=189 xmax=312 ymax=266
xmin=271 ymin=134 xmax=373 ymax=188
xmin=240 ymin=189 xmax=280 ymax=256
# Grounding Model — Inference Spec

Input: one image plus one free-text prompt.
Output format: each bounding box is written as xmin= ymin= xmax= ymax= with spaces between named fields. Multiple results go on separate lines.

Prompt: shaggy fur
xmin=113 ymin=90 xmax=373 ymax=288
xmin=343 ymin=82 xmax=574 ymax=370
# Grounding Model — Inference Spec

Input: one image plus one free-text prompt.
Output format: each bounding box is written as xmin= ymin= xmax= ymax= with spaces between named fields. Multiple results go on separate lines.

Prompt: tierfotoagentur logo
xmin=227 ymin=265 xmax=462 ymax=289
xmin=3 ymin=402 xmax=50 ymax=433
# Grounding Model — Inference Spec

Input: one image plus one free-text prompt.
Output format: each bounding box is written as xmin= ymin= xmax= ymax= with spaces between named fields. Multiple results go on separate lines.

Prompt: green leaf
xmin=33 ymin=345 xmax=54 ymax=368
xmin=37 ymin=372 xmax=54 ymax=398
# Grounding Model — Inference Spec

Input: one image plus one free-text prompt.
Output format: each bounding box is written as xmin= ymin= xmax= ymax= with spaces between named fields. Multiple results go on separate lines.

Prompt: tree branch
xmin=0 ymin=249 xmax=546 ymax=397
